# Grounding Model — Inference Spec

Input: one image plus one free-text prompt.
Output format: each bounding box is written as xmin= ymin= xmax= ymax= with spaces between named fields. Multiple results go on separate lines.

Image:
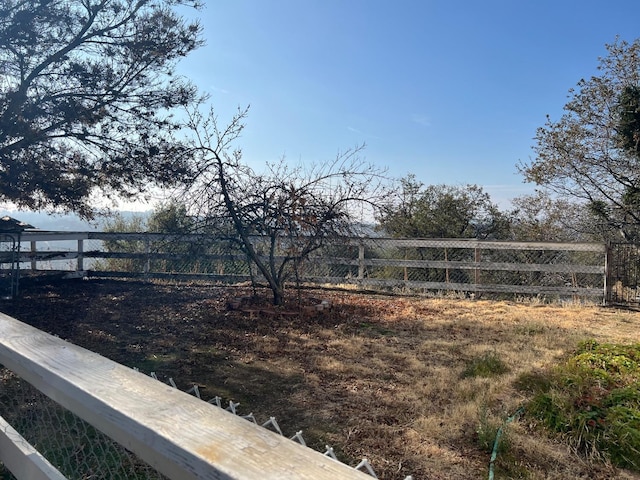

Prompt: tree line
xmin=2 ymin=2 xmax=640 ymax=303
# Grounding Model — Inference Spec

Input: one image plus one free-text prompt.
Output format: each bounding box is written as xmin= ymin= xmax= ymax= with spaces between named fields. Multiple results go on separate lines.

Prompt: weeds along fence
xmin=10 ymin=232 xmax=607 ymax=302
xmin=0 ymin=312 xmax=392 ymax=480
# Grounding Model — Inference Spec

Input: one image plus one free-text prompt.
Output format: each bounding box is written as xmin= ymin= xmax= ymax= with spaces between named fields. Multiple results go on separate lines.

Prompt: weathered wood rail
xmin=0 ymin=312 xmax=373 ymax=480
xmin=10 ymin=231 xmax=608 ymax=300
xmin=0 ymin=414 xmax=66 ymax=480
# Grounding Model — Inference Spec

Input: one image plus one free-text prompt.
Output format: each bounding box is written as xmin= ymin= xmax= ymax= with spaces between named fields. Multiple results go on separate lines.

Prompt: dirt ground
xmin=2 ymin=275 xmax=640 ymax=480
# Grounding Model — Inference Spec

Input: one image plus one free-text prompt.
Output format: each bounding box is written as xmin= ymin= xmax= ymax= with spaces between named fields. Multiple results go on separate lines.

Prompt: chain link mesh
xmin=305 ymin=238 xmax=605 ymax=299
xmin=19 ymin=234 xmax=605 ymax=301
xmin=0 ymin=368 xmax=168 ymax=480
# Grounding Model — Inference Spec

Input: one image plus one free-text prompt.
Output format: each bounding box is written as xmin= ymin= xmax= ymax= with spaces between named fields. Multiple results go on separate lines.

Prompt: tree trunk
xmin=272 ymin=286 xmax=284 ymax=306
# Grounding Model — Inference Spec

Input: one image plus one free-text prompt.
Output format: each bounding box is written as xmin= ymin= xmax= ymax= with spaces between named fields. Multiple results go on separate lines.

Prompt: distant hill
xmin=1 ymin=210 xmax=380 ymax=235
xmin=0 ymin=210 xmax=151 ymax=232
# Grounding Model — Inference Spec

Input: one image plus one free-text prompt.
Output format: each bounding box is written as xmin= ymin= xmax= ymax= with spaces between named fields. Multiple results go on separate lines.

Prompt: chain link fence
xmin=0 ymin=232 xmax=610 ymax=479
xmin=0 ymin=368 xmax=168 ymax=480
xmin=333 ymin=238 xmax=605 ymax=299
xmin=17 ymin=233 xmax=606 ymax=302
xmin=605 ymin=242 xmax=640 ymax=305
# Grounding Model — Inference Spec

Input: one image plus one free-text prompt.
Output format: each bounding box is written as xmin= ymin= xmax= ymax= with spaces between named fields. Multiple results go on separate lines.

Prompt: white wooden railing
xmin=0 ymin=415 xmax=66 ymax=480
xmin=0 ymin=312 xmax=373 ymax=480
xmin=13 ymin=231 xmax=607 ymax=300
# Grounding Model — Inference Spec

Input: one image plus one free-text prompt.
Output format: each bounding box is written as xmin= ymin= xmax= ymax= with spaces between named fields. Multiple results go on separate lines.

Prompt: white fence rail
xmin=0 ymin=414 xmax=67 ymax=480
xmin=10 ymin=231 xmax=607 ymax=300
xmin=0 ymin=312 xmax=375 ymax=480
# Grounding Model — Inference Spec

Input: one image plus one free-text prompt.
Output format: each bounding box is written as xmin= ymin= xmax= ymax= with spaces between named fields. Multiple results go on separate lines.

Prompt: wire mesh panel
xmin=0 ymin=368 xmax=168 ymax=480
xmin=605 ymin=242 xmax=640 ymax=306
xmin=20 ymin=232 xmax=607 ymax=302
xmin=87 ymin=233 xmax=253 ymax=279
xmin=315 ymin=238 xmax=605 ymax=301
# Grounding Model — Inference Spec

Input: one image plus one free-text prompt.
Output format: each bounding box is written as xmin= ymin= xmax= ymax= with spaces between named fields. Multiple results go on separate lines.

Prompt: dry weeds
xmin=4 ymin=278 xmax=640 ymax=480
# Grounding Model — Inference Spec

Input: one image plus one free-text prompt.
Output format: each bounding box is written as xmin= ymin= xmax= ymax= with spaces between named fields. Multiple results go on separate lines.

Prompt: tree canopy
xmin=617 ymin=84 xmax=640 ymax=158
xmin=520 ymin=38 xmax=640 ymax=240
xmin=0 ymin=0 xmax=203 ymax=218
xmin=376 ymin=175 xmax=510 ymax=239
xmin=509 ymin=191 xmax=600 ymax=242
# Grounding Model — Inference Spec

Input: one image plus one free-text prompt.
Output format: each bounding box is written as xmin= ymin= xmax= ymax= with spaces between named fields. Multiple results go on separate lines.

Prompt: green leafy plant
xmin=521 ymin=340 xmax=640 ymax=470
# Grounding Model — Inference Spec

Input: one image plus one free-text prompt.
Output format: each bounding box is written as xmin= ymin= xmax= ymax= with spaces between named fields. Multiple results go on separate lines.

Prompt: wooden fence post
xmin=77 ymin=239 xmax=84 ymax=271
xmin=30 ymin=241 xmax=37 ymax=271
xmin=444 ymin=247 xmax=449 ymax=283
xmin=144 ymin=237 xmax=151 ymax=274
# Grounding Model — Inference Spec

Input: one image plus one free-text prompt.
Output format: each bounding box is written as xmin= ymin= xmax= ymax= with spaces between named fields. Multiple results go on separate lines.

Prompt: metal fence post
xmin=603 ymin=241 xmax=611 ymax=306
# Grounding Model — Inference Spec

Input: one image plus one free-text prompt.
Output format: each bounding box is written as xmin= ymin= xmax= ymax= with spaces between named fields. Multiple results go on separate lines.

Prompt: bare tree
xmin=509 ymin=191 xmax=598 ymax=242
xmin=180 ymin=106 xmax=388 ymax=305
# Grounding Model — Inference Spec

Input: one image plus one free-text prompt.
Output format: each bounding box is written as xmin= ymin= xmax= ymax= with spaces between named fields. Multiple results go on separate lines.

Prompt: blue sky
xmin=177 ymin=1 xmax=640 ymax=208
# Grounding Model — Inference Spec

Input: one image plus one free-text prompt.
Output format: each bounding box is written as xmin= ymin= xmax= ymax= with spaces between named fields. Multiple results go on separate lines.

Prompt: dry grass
xmin=289 ymin=295 xmax=640 ymax=480
xmin=5 ymin=278 xmax=640 ymax=479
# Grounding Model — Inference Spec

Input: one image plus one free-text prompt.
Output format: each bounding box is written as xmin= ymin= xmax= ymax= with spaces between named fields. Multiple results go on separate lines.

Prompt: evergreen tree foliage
xmin=0 ymin=0 xmax=203 ymax=218
xmin=376 ymin=175 xmax=510 ymax=239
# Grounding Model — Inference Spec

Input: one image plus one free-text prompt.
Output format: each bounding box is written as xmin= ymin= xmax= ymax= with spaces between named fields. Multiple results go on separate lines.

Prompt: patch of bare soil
xmin=2 ymin=276 xmax=640 ymax=480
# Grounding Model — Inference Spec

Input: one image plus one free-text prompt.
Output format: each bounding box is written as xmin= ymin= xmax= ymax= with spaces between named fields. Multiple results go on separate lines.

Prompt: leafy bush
xmin=521 ymin=340 xmax=640 ymax=470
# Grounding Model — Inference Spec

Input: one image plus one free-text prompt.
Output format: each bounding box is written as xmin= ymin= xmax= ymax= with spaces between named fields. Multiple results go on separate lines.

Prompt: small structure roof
xmin=0 ymin=216 xmax=35 ymax=232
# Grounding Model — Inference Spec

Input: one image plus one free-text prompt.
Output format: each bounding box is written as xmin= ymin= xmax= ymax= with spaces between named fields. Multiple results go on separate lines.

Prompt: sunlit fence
xmin=10 ymin=231 xmax=608 ymax=302
xmin=305 ymin=237 xmax=606 ymax=300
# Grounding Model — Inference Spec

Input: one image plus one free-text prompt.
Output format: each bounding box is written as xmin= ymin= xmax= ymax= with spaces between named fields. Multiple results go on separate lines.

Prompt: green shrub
xmin=521 ymin=340 xmax=640 ymax=471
